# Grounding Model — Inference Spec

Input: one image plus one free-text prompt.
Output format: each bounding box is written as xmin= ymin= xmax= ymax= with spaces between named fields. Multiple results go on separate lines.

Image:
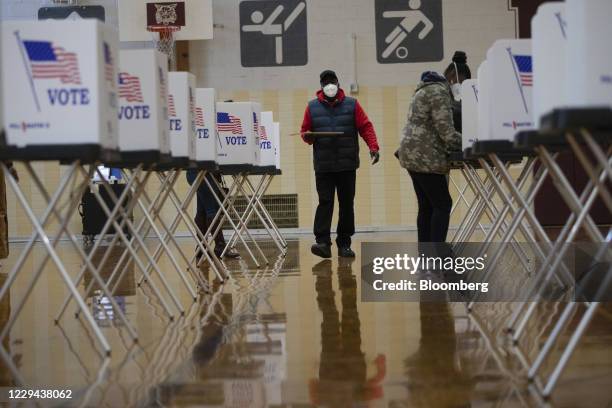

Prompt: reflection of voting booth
xmin=215 ymin=102 xmax=260 ymax=170
xmin=118 ymin=49 xmax=169 ymax=161
xmin=1 ymin=19 xmax=118 ymax=159
xmin=194 ymin=88 xmax=218 ymax=166
xmin=259 ymin=111 xmax=276 ymax=170
xmin=461 ymin=79 xmax=478 ymax=151
xmin=168 ymin=72 xmax=195 ymax=163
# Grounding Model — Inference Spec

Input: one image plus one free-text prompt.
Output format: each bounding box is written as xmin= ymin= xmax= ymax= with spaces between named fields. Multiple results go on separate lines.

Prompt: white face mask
xmin=451 ymin=83 xmax=462 ymax=101
xmin=323 ymin=84 xmax=338 ymax=98
xmin=451 ymin=62 xmax=462 ymax=101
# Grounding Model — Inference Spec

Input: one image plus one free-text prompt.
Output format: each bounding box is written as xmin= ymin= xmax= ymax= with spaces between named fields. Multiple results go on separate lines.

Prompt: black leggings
xmin=409 ymin=172 xmax=453 ymax=243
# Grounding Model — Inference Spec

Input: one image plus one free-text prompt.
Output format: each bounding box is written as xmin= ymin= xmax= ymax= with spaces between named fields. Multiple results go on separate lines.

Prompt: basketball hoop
xmin=147 ymin=25 xmax=181 ymax=64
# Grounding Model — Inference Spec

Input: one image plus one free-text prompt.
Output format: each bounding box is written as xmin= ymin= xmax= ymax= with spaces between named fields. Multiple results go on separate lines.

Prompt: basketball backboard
xmin=118 ymin=0 xmax=213 ymax=42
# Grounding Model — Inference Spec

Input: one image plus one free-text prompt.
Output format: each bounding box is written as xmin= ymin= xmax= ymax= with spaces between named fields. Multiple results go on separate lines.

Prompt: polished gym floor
xmin=0 ymin=233 xmax=611 ymax=407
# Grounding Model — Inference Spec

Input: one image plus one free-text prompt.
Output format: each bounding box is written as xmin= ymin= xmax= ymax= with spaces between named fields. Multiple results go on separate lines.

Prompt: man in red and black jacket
xmin=301 ymin=70 xmax=380 ymax=258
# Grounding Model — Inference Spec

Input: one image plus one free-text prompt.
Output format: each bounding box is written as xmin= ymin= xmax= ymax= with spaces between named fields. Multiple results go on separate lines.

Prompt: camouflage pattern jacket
xmin=398 ymin=77 xmax=461 ymax=174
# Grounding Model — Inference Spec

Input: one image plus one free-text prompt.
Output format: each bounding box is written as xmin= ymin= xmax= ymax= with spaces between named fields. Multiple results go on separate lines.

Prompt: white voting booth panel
xmin=118 ymin=49 xmax=169 ymax=154
xmin=565 ymin=0 xmax=612 ymax=108
xmin=532 ymin=2 xmax=566 ymax=126
xmin=486 ymin=39 xmax=534 ymax=141
xmin=259 ymin=111 xmax=275 ymax=167
xmin=194 ymin=88 xmax=218 ymax=163
xmin=216 ymin=102 xmax=260 ymax=166
xmin=477 ymin=61 xmax=490 ymax=142
xmin=273 ymin=122 xmax=280 ymax=170
xmin=461 ymin=79 xmax=479 ymax=151
xmin=168 ymin=71 xmax=195 ymax=159
xmin=1 ymin=19 xmax=119 ymax=149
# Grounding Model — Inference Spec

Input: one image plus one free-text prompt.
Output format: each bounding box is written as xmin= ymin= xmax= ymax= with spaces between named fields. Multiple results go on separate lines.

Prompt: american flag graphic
xmin=195 ymin=107 xmax=205 ymax=127
xmin=22 ymin=40 xmax=81 ymax=84
xmin=259 ymin=125 xmax=268 ymax=140
xmin=118 ymin=72 xmax=143 ymax=103
xmin=252 ymin=112 xmax=259 ymax=136
xmin=168 ymin=94 xmax=177 ymax=117
xmin=103 ymin=42 xmax=114 ymax=85
xmin=513 ymin=55 xmax=532 ymax=87
xmin=217 ymin=112 xmax=243 ymax=134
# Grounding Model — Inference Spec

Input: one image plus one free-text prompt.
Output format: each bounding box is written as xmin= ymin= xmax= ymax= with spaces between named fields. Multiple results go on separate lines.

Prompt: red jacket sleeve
xmin=355 ymin=100 xmax=380 ymax=152
xmin=300 ymin=105 xmax=313 ymax=145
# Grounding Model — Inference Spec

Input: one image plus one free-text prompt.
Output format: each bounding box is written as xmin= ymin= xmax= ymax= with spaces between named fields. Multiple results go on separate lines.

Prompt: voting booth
xmin=259 ymin=111 xmax=276 ymax=169
xmin=215 ymin=102 xmax=260 ymax=169
xmin=532 ymin=2 xmax=566 ymax=126
xmin=273 ymin=122 xmax=281 ymax=170
xmin=168 ymin=71 xmax=196 ymax=161
xmin=486 ymin=39 xmax=534 ymax=141
xmin=476 ymin=61 xmax=490 ymax=143
xmin=565 ymin=0 xmax=612 ymax=109
xmin=461 ymin=79 xmax=479 ymax=151
xmin=194 ymin=88 xmax=218 ymax=165
xmin=118 ymin=49 xmax=170 ymax=159
xmin=1 ymin=19 xmax=119 ymax=157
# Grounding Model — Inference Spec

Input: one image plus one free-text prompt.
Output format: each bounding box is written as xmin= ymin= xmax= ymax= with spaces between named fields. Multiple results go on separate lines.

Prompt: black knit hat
xmin=320 ymin=70 xmax=338 ymax=85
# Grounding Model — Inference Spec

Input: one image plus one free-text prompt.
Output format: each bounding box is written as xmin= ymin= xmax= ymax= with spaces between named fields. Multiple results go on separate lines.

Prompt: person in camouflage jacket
xmin=398 ymin=71 xmax=461 ymax=174
xmin=397 ymin=71 xmax=463 ymax=244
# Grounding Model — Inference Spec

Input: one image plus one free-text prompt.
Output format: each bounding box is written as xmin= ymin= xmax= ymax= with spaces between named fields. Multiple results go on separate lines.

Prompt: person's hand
xmin=302 ymin=133 xmax=315 ymax=144
xmin=370 ymin=150 xmax=380 ymax=165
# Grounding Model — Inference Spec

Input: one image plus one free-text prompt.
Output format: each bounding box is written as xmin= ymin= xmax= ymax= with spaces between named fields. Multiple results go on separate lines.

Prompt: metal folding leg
xmin=225 ymin=173 xmax=286 ymax=256
xmin=123 ymin=168 xmax=218 ymax=291
xmin=205 ymin=172 xmax=268 ymax=267
xmin=139 ymin=169 xmax=226 ymax=283
xmin=0 ymin=161 xmax=112 ymax=357
xmin=57 ymin=165 xmax=181 ymax=322
xmin=521 ymin=132 xmax=612 ymax=397
xmin=449 ymin=168 xmax=487 ymax=240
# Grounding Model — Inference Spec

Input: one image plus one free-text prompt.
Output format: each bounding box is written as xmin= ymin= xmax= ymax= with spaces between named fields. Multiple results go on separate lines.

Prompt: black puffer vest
xmin=308 ymin=96 xmax=358 ymax=173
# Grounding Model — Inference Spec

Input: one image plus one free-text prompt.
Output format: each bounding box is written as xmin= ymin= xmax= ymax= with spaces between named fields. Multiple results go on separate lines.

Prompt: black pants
xmin=314 ymin=170 xmax=356 ymax=247
xmin=409 ymin=171 xmax=453 ymax=243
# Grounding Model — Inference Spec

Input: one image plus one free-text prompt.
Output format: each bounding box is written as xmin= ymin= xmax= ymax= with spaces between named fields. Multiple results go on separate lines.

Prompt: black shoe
xmin=338 ymin=247 xmax=356 ymax=258
xmin=214 ymin=246 xmax=240 ymax=259
xmin=311 ymin=243 xmax=332 ymax=259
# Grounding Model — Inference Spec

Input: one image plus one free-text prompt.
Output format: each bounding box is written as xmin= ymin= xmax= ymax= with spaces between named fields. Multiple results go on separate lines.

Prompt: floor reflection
xmin=0 ymin=234 xmax=609 ymax=407
xmin=310 ymin=259 xmax=385 ymax=407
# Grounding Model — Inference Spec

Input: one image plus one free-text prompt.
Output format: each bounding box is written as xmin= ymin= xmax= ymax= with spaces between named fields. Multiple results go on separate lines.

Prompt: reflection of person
xmin=186 ymin=170 xmax=239 ymax=260
xmin=404 ymin=302 xmax=472 ymax=407
xmin=397 ymin=70 xmax=461 ymax=244
xmin=382 ymin=0 xmax=434 ymax=59
xmin=309 ymin=259 xmax=386 ymax=406
xmin=1 ymin=163 xmax=18 ymax=263
xmin=300 ymin=70 xmax=380 ymax=259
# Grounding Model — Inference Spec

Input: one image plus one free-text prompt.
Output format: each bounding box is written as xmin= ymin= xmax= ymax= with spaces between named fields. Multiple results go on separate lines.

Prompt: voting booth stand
xmin=225 ymin=111 xmax=287 ymax=257
xmin=455 ymin=1 xmax=612 ymax=400
xmin=0 ymin=20 xmax=137 ymax=372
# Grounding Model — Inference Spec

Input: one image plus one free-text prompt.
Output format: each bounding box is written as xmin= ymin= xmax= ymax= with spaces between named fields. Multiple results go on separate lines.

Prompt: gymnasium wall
xmin=1 ymin=0 xmax=517 ymax=238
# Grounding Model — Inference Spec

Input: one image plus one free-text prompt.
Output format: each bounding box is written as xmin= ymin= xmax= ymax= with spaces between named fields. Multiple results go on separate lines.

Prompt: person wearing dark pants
xmin=397 ymin=70 xmax=462 ymax=246
xmin=314 ymin=170 xmax=356 ymax=250
xmin=186 ymin=170 xmax=239 ymax=260
xmin=301 ymin=70 xmax=380 ymax=258
xmin=408 ymin=172 xmax=453 ymax=242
